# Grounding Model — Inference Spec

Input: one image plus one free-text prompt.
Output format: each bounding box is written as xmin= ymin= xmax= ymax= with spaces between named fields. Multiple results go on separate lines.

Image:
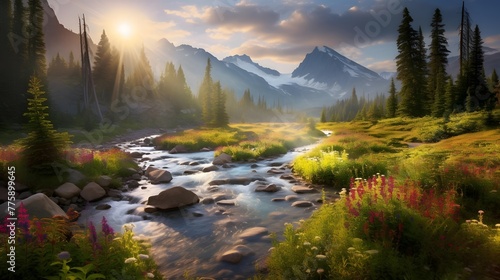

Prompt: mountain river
xmin=78 ymin=132 xmax=334 ymax=279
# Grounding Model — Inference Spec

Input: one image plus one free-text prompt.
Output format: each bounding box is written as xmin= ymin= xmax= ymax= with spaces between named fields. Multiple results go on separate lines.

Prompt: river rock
xmin=218 ymin=244 xmax=254 ymax=264
xmin=291 ymin=185 xmax=316 ymax=194
xmin=291 ymin=201 xmax=314 ymax=207
xmin=267 ymin=168 xmax=284 ymax=174
xmin=129 ymin=151 xmax=144 ymax=158
xmin=170 ymin=145 xmax=188 ymax=154
xmin=213 ymin=153 xmax=232 ymax=165
xmin=95 ymin=204 xmax=111 ymax=210
xmin=80 ymin=182 xmax=106 ymax=202
xmin=271 ymin=197 xmax=286 ymax=202
xmin=212 ymin=193 xmax=228 ymax=201
xmin=216 ymin=199 xmax=236 ymax=206
xmin=227 ymin=177 xmax=261 ymax=185
xmin=147 ymin=186 xmax=199 ymax=210
xmin=148 ymin=169 xmax=173 ymax=184
xmin=19 ymin=193 xmax=67 ymax=219
xmin=202 ymin=165 xmax=219 ymax=172
xmin=189 ymin=161 xmax=200 ymax=166
xmin=255 ymin=184 xmax=281 ymax=192
xmin=145 ymin=166 xmax=158 ymax=176
xmin=95 ymin=175 xmax=113 ymax=187
xmin=183 ymin=170 xmax=200 ymax=175
xmin=208 ymin=179 xmax=228 ymax=186
xmin=280 ymin=174 xmax=295 ymax=180
xmin=238 ymin=227 xmax=269 ymax=240
xmin=54 ymin=182 xmax=81 ymax=199
xmin=285 ymin=195 xmax=298 ymax=201
xmin=127 ymin=180 xmax=140 ymax=189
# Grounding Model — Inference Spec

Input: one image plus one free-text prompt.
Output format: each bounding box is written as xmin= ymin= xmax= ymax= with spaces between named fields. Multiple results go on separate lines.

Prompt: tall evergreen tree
xmin=386 ymin=78 xmax=398 ymax=118
xmin=212 ymin=81 xmax=229 ymax=127
xmin=93 ymin=30 xmax=123 ymax=106
xmin=319 ymin=107 xmax=327 ymax=123
xmin=126 ymin=46 xmax=155 ymax=103
xmin=489 ymin=69 xmax=498 ymax=92
xmin=20 ymin=76 xmax=71 ymax=170
xmin=428 ymin=8 xmax=449 ymax=115
xmin=198 ymin=58 xmax=214 ymax=125
xmin=467 ymin=25 xmax=490 ymax=110
xmin=444 ymin=77 xmax=456 ymax=115
xmin=26 ymin=0 xmax=46 ymax=79
xmin=395 ymin=8 xmax=427 ymax=117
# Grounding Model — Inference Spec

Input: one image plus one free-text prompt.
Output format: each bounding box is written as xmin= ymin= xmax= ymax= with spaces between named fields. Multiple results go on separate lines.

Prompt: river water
xmin=78 ymin=134 xmax=331 ymax=279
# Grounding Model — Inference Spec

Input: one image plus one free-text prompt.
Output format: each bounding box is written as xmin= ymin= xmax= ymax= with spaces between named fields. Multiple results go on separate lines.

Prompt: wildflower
xmin=311 ymin=246 xmax=318 ymax=251
xmin=138 ymin=254 xmax=149 ymax=260
xmin=316 ymin=254 xmax=327 ymax=260
xmin=347 ymin=247 xmax=356 ymax=252
xmin=34 ymin=220 xmax=47 ymax=243
xmin=314 ymin=236 xmax=321 ymax=241
xmin=125 ymin=257 xmax=137 ymax=264
xmin=57 ymin=251 xmax=71 ymax=260
xmin=317 ymin=268 xmax=324 ymax=274
xmin=146 ymin=272 xmax=155 ymax=278
xmin=306 ymin=269 xmax=311 ymax=274
xmin=303 ymin=242 xmax=311 ymax=246
xmin=101 ymin=216 xmax=114 ymax=237
xmin=495 ymin=224 xmax=500 ymax=229
xmin=89 ymin=221 xmax=97 ymax=243
xmin=123 ymin=223 xmax=135 ymax=231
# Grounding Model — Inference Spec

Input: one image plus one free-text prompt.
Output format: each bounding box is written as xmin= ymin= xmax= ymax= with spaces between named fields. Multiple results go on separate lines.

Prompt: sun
xmin=117 ymin=22 xmax=133 ymax=38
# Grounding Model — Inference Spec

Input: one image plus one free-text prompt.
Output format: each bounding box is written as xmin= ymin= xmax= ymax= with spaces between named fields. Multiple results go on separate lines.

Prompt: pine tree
xmin=444 ymin=77 xmax=455 ymax=115
xmin=47 ymin=53 xmax=68 ymax=78
xmin=20 ymin=76 xmax=72 ymax=170
xmin=428 ymin=8 xmax=449 ymax=115
xmin=396 ymin=8 xmax=427 ymax=117
xmin=93 ymin=30 xmax=123 ymax=106
xmin=198 ymin=58 xmax=214 ymax=125
xmin=176 ymin=65 xmax=194 ymax=111
xmin=27 ymin=0 xmax=46 ymax=79
xmin=489 ymin=69 xmax=499 ymax=92
xmin=320 ymin=107 xmax=327 ymax=123
xmin=386 ymin=78 xmax=398 ymax=118
xmin=467 ymin=25 xmax=490 ymax=110
xmin=212 ymin=81 xmax=229 ymax=127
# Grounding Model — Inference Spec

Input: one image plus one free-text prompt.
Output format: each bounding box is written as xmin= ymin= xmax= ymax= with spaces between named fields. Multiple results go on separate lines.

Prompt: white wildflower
xmin=124 ymin=257 xmax=137 ymax=264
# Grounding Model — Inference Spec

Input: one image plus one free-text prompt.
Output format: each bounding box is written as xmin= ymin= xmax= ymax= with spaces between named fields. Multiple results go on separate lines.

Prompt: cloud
xmin=367 ymin=59 xmax=396 ymax=72
xmin=203 ymin=3 xmax=280 ymax=32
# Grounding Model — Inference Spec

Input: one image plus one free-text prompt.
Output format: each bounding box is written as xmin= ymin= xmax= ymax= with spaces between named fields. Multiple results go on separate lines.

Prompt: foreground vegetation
xmin=0 ymin=205 xmax=161 ymax=279
xmin=267 ymin=111 xmax=500 ymax=279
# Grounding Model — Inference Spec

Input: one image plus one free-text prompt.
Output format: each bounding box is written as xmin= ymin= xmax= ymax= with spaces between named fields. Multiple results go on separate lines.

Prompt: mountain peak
xmin=223 ymin=54 xmax=280 ymax=77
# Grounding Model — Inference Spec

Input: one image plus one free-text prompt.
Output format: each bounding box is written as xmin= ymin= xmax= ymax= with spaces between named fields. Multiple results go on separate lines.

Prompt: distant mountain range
xmin=41 ymin=0 xmax=500 ymax=110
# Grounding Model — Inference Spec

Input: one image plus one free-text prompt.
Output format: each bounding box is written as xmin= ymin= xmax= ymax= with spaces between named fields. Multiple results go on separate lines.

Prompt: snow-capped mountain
xmin=290 ymin=46 xmax=388 ymax=97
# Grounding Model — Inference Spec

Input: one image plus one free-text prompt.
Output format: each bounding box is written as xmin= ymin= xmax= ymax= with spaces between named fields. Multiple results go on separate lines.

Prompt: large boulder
xmin=54 ymin=182 xmax=81 ymax=199
xmin=147 ymin=186 xmax=199 ymax=210
xmin=12 ymin=193 xmax=67 ymax=219
xmin=80 ymin=182 xmax=106 ymax=202
xmin=218 ymin=245 xmax=254 ymax=264
xmin=213 ymin=153 xmax=232 ymax=165
xmin=148 ymin=169 xmax=173 ymax=184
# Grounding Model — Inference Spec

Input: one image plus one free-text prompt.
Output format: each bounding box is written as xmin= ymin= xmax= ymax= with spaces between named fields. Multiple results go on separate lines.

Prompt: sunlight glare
xmin=117 ymin=22 xmax=132 ymax=38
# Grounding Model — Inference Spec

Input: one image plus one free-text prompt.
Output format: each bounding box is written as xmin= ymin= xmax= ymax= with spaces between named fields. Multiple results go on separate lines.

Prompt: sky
xmin=46 ymin=0 xmax=500 ymax=74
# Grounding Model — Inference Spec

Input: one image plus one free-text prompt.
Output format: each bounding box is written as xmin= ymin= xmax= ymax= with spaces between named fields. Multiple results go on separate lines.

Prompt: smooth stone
xmin=255 ymin=184 xmax=281 ymax=192
xmin=148 ymin=169 xmax=173 ymax=184
xmin=208 ymin=179 xmax=228 ymax=186
xmin=291 ymin=185 xmax=316 ymax=194
xmin=183 ymin=170 xmax=200 ymax=175
xmin=80 ymin=182 xmax=106 ymax=202
xmin=202 ymin=165 xmax=219 ymax=172
xmin=170 ymin=145 xmax=188 ymax=154
xmin=267 ymin=168 xmax=284 ymax=174
xmin=285 ymin=195 xmax=298 ymax=201
xmin=147 ymin=186 xmax=199 ymax=210
xmin=216 ymin=199 xmax=236 ymax=206
xmin=271 ymin=197 xmax=286 ymax=202
xmin=0 ymin=193 xmax=67 ymax=219
xmin=291 ymin=201 xmax=314 ymax=207
xmin=280 ymin=174 xmax=295 ymax=180
xmin=238 ymin=227 xmax=269 ymax=240
xmin=192 ymin=212 xmax=204 ymax=217
xmin=189 ymin=161 xmax=200 ymax=166
xmin=144 ymin=206 xmax=158 ymax=213
xmin=127 ymin=180 xmax=140 ymax=189
xmin=131 ymin=173 xmax=142 ymax=180
xmin=54 ymin=182 xmax=81 ymax=199
xmin=219 ymin=250 xmax=243 ymax=264
xmin=200 ymin=197 xmax=215 ymax=204
xmin=213 ymin=153 xmax=232 ymax=165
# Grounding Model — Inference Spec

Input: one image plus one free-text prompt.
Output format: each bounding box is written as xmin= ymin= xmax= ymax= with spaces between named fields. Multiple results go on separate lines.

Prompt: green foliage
xmin=385 ymin=78 xmax=398 ymax=118
xmin=19 ymin=76 xmax=72 ymax=171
